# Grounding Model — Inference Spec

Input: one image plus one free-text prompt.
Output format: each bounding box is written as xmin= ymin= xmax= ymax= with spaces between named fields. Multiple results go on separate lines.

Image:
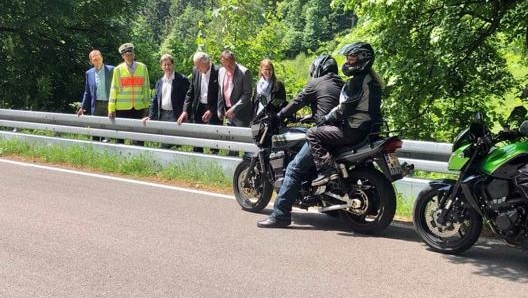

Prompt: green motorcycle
xmin=413 ymin=106 xmax=528 ymax=254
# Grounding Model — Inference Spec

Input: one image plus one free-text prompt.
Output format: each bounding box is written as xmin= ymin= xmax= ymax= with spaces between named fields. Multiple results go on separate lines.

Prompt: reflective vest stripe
xmin=108 ymin=63 xmax=150 ymax=112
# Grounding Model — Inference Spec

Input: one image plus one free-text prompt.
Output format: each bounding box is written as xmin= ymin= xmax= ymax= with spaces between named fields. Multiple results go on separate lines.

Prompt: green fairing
xmin=448 ymin=144 xmax=470 ymax=171
xmin=481 ymin=142 xmax=528 ymax=174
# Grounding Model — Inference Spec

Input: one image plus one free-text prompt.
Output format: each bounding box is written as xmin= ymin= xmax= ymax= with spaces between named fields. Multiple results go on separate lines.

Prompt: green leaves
xmin=333 ymin=0 xmax=526 ymax=140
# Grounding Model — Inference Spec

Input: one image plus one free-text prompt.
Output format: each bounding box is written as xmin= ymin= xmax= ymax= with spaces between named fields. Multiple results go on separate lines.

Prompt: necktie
xmin=223 ymin=72 xmax=233 ymax=108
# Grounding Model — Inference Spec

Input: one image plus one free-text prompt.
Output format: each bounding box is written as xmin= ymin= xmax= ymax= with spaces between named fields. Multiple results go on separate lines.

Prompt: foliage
xmin=332 ymin=0 xmax=528 ymax=141
xmin=2 ymin=0 xmax=528 ymax=142
xmin=0 ymin=0 xmax=147 ymax=112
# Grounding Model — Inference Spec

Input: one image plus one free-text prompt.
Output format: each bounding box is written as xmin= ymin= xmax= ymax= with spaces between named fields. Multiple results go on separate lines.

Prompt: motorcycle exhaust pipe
xmin=319 ymin=204 xmax=349 ymax=212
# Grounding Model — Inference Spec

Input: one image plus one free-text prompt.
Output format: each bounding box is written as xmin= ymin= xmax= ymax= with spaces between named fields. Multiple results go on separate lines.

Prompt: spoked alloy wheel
xmin=339 ymin=168 xmax=396 ymax=234
xmin=413 ymin=186 xmax=483 ymax=254
xmin=233 ymin=159 xmax=273 ymax=212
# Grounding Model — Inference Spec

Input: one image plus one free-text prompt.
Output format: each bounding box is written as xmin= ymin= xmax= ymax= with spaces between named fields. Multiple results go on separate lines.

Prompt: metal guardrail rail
xmin=0 ymin=109 xmax=452 ymax=198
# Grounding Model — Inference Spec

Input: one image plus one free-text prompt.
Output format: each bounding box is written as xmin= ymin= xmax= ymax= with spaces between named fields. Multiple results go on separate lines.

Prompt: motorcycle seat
xmin=333 ymin=139 xmax=370 ymax=156
xmin=333 ymin=134 xmax=383 ymax=155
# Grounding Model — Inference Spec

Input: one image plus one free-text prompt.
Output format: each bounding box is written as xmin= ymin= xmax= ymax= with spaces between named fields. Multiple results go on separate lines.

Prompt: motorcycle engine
xmin=269 ymin=151 xmax=285 ymax=191
xmin=486 ymin=179 xmax=527 ymax=232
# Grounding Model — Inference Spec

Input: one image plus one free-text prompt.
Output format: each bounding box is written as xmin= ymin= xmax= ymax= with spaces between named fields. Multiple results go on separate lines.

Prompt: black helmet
xmin=309 ymin=54 xmax=338 ymax=78
xmin=339 ymin=42 xmax=374 ymax=76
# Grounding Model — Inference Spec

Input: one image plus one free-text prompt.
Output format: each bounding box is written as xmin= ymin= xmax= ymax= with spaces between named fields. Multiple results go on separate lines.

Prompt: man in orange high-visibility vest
xmin=108 ymin=42 xmax=151 ymax=145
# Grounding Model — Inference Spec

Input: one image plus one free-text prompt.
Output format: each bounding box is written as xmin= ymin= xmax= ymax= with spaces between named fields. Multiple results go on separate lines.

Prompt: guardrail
xmin=0 ymin=109 xmax=453 ymax=198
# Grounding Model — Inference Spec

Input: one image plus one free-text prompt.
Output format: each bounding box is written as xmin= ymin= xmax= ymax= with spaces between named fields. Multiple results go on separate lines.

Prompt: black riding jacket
xmin=278 ymin=73 xmax=344 ymax=122
xmin=324 ymin=71 xmax=382 ymax=132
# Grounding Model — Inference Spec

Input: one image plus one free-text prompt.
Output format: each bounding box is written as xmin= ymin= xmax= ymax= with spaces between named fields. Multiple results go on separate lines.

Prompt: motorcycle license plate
xmin=384 ymin=153 xmax=402 ymax=176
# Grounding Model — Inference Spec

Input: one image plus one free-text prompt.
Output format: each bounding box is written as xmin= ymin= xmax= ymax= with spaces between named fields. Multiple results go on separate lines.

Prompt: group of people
xmin=77 ymin=41 xmax=384 ymax=229
xmin=77 ymin=43 xmax=283 ymax=152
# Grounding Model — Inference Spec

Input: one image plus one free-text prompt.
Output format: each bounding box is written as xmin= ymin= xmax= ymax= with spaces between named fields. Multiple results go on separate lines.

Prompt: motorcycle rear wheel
xmin=339 ymin=168 xmax=396 ymax=234
xmin=233 ymin=159 xmax=273 ymax=212
xmin=413 ymin=186 xmax=483 ymax=254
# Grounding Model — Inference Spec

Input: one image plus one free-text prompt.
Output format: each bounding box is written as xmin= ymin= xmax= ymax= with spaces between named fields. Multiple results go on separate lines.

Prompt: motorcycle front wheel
xmin=413 ymin=186 xmax=483 ymax=254
xmin=233 ymin=159 xmax=273 ymax=212
xmin=339 ymin=168 xmax=396 ymax=234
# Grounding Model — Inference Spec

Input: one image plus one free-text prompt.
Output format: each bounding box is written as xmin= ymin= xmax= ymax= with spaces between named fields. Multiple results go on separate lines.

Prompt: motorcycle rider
xmin=309 ymin=42 xmax=384 ymax=186
xmin=257 ymin=54 xmax=344 ymax=228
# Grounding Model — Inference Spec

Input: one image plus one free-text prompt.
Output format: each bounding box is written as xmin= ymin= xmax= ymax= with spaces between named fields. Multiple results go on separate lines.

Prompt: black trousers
xmin=192 ymin=103 xmax=221 ymax=153
xmin=115 ymin=108 xmax=147 ymax=146
xmin=305 ymin=124 xmax=367 ymax=170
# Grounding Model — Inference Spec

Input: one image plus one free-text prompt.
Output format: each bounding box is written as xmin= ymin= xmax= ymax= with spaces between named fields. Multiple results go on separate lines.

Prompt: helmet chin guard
xmin=339 ymin=42 xmax=375 ymax=76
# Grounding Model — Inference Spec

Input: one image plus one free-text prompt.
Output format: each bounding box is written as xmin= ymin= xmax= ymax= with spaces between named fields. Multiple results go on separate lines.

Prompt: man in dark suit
xmin=77 ymin=50 xmax=114 ymax=117
xmin=142 ymin=53 xmax=190 ymax=148
xmin=142 ymin=53 xmax=190 ymax=123
xmin=177 ymin=51 xmax=221 ymax=153
xmin=217 ymin=50 xmax=253 ymax=128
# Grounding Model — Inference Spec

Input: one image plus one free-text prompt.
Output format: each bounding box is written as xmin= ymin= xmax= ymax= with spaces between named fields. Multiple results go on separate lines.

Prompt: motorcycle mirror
xmin=507 ymin=105 xmax=527 ymax=121
xmin=469 ymin=111 xmax=486 ymax=138
xmin=519 ymin=120 xmax=528 ymax=136
xmin=506 ymin=106 xmax=527 ymax=129
xmin=474 ymin=112 xmax=484 ymax=122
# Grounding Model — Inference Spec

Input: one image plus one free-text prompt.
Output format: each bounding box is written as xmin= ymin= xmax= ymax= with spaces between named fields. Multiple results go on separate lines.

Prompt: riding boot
xmin=311 ymin=152 xmax=337 ymax=186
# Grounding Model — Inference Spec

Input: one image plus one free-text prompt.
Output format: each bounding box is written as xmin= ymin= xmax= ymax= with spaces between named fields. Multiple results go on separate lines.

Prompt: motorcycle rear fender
xmin=374 ymin=157 xmax=402 ymax=182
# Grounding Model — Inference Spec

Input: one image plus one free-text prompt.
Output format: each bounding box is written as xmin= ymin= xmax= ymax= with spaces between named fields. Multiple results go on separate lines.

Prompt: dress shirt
xmin=95 ymin=67 xmax=107 ymax=101
xmin=200 ymin=66 xmax=211 ymax=104
xmin=161 ymin=72 xmax=175 ymax=111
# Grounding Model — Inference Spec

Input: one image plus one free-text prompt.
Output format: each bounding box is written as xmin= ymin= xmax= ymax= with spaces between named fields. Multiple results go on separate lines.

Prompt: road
xmin=0 ymin=158 xmax=527 ymax=298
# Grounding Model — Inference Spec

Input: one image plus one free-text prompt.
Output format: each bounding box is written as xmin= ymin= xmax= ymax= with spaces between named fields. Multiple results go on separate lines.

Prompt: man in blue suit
xmin=142 ymin=53 xmax=190 ymax=123
xmin=77 ymin=50 xmax=114 ymax=117
xmin=142 ymin=53 xmax=190 ymax=149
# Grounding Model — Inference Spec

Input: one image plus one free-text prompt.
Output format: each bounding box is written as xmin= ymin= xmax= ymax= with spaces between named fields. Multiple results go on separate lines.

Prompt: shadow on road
xmin=442 ymin=240 xmax=528 ymax=282
xmin=259 ymin=207 xmax=528 ymax=283
xmin=258 ymin=208 xmax=422 ymax=242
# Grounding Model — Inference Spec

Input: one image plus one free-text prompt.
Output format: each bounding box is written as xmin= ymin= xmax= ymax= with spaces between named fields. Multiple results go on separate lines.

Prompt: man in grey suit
xmin=217 ymin=50 xmax=253 ymax=128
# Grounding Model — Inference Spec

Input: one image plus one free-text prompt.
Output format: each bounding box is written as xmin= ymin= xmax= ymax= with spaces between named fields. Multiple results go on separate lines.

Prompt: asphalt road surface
xmin=1 ymin=158 xmax=527 ymax=298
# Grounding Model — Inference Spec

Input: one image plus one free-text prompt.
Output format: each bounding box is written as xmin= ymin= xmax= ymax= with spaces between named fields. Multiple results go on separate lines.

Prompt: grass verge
xmin=0 ymin=138 xmax=416 ymax=220
xmin=0 ymin=138 xmax=232 ymax=194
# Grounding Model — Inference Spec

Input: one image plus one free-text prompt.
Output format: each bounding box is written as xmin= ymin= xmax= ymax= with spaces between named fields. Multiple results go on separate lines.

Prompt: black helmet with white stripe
xmin=339 ymin=42 xmax=374 ymax=76
xmin=309 ymin=54 xmax=338 ymax=78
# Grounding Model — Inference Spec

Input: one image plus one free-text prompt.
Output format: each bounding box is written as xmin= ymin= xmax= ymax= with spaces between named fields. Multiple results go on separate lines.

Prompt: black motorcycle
xmin=233 ymin=97 xmax=413 ymax=233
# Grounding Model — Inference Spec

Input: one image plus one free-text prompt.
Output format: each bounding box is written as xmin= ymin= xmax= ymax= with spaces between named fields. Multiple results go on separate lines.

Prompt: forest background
xmin=1 ymin=0 xmax=527 ymax=142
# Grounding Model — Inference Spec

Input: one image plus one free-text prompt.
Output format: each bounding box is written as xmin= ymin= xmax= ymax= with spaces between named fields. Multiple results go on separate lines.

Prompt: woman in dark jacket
xmin=252 ymin=59 xmax=287 ymax=118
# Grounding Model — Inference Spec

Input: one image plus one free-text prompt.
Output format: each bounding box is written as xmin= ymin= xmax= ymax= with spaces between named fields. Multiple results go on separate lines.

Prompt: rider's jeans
xmin=271 ymin=143 xmax=315 ymax=221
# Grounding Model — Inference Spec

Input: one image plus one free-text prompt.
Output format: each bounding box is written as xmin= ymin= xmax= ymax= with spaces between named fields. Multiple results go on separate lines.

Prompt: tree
xmin=0 ymin=0 xmax=146 ymax=111
xmin=333 ymin=0 xmax=528 ymax=140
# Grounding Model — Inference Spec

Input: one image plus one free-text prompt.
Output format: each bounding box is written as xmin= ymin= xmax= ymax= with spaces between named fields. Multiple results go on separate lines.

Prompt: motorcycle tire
xmin=339 ymin=168 xmax=396 ymax=234
xmin=233 ymin=159 xmax=273 ymax=212
xmin=413 ymin=186 xmax=483 ymax=255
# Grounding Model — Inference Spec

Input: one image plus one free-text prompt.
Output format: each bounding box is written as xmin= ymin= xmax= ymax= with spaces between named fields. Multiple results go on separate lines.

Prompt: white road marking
xmin=0 ymin=158 xmax=235 ymax=200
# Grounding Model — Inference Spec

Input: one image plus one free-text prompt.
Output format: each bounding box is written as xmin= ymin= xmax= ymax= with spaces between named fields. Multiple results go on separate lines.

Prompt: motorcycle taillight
xmin=382 ymin=138 xmax=402 ymax=153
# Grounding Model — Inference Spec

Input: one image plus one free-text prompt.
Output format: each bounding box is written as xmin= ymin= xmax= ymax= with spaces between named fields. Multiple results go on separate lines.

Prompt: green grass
xmin=0 ymin=138 xmax=231 ymax=189
xmin=396 ymin=193 xmax=415 ymax=221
